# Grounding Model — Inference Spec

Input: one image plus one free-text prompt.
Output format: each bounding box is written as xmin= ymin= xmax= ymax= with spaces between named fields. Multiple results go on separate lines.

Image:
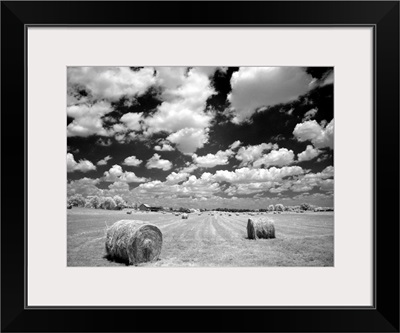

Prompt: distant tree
xmin=268 ymin=204 xmax=275 ymax=212
xmin=85 ymin=196 xmax=101 ymax=209
xmin=68 ymin=194 xmax=86 ymax=207
xmin=113 ymin=195 xmax=126 ymax=210
xmin=275 ymin=204 xmax=284 ymax=212
xmin=300 ymin=203 xmax=312 ymax=211
xmin=101 ymin=197 xmax=117 ymax=210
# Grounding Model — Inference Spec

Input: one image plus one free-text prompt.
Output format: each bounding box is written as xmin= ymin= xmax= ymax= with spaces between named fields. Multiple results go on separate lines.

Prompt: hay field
xmin=67 ymin=208 xmax=334 ymax=267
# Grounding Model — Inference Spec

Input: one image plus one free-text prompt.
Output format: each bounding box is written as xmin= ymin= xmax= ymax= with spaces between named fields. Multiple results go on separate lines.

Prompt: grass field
xmin=68 ymin=208 xmax=334 ymax=267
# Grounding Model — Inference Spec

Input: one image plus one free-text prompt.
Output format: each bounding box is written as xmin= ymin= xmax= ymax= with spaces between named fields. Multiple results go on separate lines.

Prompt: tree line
xmin=67 ymin=194 xmax=333 ymax=212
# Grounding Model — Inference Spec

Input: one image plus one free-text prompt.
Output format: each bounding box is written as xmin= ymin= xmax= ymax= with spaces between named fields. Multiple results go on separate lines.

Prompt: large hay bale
xmin=105 ymin=220 xmax=162 ymax=265
xmin=181 ymin=213 xmax=188 ymax=219
xmin=247 ymin=218 xmax=275 ymax=240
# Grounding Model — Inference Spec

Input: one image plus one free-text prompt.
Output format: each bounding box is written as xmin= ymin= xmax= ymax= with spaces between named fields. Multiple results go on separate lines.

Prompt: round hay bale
xmin=126 ymin=210 xmax=132 ymax=214
xmin=105 ymin=220 xmax=162 ymax=265
xmin=247 ymin=218 xmax=275 ymax=240
xmin=181 ymin=213 xmax=188 ymax=219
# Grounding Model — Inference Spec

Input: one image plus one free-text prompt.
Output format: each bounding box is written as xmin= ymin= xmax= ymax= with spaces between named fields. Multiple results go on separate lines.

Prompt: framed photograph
xmin=2 ymin=1 xmax=399 ymax=332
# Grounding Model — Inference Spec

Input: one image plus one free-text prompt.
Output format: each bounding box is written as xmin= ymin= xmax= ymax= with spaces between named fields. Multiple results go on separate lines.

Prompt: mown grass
xmin=67 ymin=208 xmax=334 ymax=267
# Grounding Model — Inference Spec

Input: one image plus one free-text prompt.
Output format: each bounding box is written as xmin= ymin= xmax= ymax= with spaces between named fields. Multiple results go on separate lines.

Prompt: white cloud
xmin=229 ymin=140 xmax=242 ymax=150
xmin=67 ymin=177 xmax=101 ymax=197
xmin=119 ymin=171 xmax=147 ymax=183
xmin=142 ymin=67 xmax=216 ymax=155
xmin=120 ymin=112 xmax=143 ymax=131
xmin=146 ymin=153 xmax=173 ymax=171
xmin=293 ymin=119 xmax=334 ymax=149
xmin=104 ymin=181 xmax=131 ymax=196
xmin=67 ymin=153 xmax=96 ymax=172
xmin=297 ymin=145 xmax=322 ymax=162
xmin=167 ymin=128 xmax=209 ymax=155
xmin=103 ymin=164 xmax=147 ymax=183
xmin=154 ymin=143 xmax=174 ymax=152
xmin=302 ymin=108 xmax=318 ymax=121
xmin=165 ymin=172 xmax=190 ymax=184
xmin=144 ymin=68 xmax=215 ymax=134
xmin=253 ymin=148 xmax=295 ymax=168
xmin=192 ymin=149 xmax=234 ymax=168
xmin=67 ymin=67 xmax=156 ymax=102
xmin=213 ymin=166 xmax=304 ymax=184
xmin=288 ymin=165 xmax=334 ymax=192
xmin=228 ymin=67 xmax=314 ymax=123
xmin=122 ymin=156 xmax=142 ymax=167
xmin=235 ymin=143 xmax=278 ymax=166
xmin=97 ymin=155 xmax=112 ymax=166
xmin=180 ymin=163 xmax=198 ymax=174
xmin=225 ymin=182 xmax=276 ymax=196
xmin=67 ymin=101 xmax=113 ymax=137
xmin=320 ymin=179 xmax=334 ymax=191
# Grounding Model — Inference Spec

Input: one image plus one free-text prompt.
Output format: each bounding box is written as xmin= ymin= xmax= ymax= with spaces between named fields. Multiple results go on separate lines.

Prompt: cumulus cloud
xmin=103 ymin=164 xmax=147 ymax=183
xmin=144 ymin=68 xmax=215 ymax=134
xmin=213 ymin=166 xmax=304 ymax=184
xmin=67 ymin=67 xmax=156 ymax=102
xmin=67 ymin=153 xmax=96 ymax=172
xmin=180 ymin=163 xmax=198 ymax=174
xmin=67 ymin=177 xmax=101 ymax=197
xmin=146 ymin=153 xmax=173 ymax=171
xmin=287 ymin=165 xmax=334 ymax=193
xmin=167 ymin=128 xmax=209 ymax=155
xmin=235 ymin=143 xmax=278 ymax=166
xmin=302 ymin=108 xmax=318 ymax=121
xmin=120 ymin=112 xmax=143 ymax=131
xmin=143 ymin=67 xmax=216 ymax=154
xmin=165 ymin=172 xmax=190 ymax=184
xmin=192 ymin=149 xmax=234 ymax=168
xmin=104 ymin=181 xmax=131 ymax=197
xmin=97 ymin=155 xmax=112 ymax=166
xmin=225 ymin=182 xmax=276 ymax=196
xmin=297 ymin=145 xmax=322 ymax=162
xmin=154 ymin=143 xmax=174 ymax=152
xmin=229 ymin=140 xmax=242 ymax=150
xmin=253 ymin=148 xmax=295 ymax=168
xmin=67 ymin=101 xmax=113 ymax=137
xmin=122 ymin=156 xmax=142 ymax=167
xmin=293 ymin=119 xmax=334 ymax=149
xmin=320 ymin=179 xmax=334 ymax=191
xmin=228 ymin=67 xmax=314 ymax=123
xmin=134 ymin=174 xmax=221 ymax=199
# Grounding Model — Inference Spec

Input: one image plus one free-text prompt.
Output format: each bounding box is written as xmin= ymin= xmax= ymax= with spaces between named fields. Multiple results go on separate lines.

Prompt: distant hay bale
xmin=126 ymin=211 xmax=132 ymax=214
xmin=247 ymin=218 xmax=275 ymax=240
xmin=105 ymin=220 xmax=162 ymax=265
xmin=181 ymin=213 xmax=188 ymax=219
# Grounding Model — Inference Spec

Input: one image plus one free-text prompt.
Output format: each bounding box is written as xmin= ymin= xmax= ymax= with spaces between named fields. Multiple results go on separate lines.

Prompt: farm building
xmin=138 ymin=204 xmax=151 ymax=211
xmin=138 ymin=204 xmax=163 ymax=212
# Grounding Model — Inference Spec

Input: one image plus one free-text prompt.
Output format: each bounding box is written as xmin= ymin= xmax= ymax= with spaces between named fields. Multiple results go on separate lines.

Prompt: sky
xmin=67 ymin=66 xmax=334 ymax=209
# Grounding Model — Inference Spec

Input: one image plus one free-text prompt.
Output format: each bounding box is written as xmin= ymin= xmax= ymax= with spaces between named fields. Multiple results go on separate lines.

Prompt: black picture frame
xmin=2 ymin=1 xmax=399 ymax=332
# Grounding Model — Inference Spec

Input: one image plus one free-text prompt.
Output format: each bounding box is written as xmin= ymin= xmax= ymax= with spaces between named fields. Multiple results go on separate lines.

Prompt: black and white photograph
xmin=67 ymin=66 xmax=334 ymax=267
